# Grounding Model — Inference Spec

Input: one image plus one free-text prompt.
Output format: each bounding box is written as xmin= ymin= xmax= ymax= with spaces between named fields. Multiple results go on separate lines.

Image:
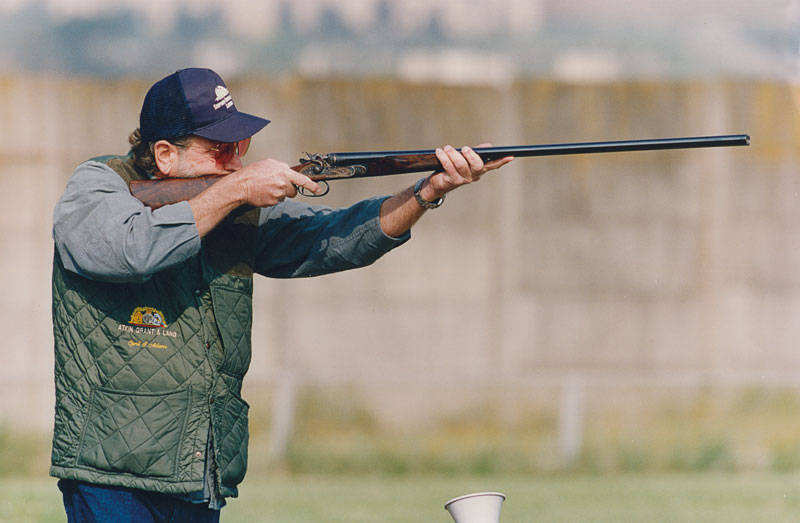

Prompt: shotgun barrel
xmin=317 ymin=134 xmax=751 ymax=178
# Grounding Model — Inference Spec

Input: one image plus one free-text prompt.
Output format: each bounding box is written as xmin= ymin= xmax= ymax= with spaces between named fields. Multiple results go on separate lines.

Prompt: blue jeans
xmin=58 ymin=480 xmax=221 ymax=523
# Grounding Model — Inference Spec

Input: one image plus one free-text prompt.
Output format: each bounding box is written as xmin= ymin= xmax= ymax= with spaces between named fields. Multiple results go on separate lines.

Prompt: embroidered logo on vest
xmin=116 ymin=306 xmax=178 ymax=346
xmin=130 ymin=306 xmax=167 ymax=328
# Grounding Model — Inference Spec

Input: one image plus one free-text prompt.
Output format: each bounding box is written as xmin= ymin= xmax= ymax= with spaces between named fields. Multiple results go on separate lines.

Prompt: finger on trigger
xmin=289 ymin=170 xmax=321 ymax=196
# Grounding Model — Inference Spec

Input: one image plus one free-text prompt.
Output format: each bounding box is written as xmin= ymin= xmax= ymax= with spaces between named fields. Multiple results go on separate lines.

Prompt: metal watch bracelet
xmin=413 ymin=176 xmax=445 ymax=209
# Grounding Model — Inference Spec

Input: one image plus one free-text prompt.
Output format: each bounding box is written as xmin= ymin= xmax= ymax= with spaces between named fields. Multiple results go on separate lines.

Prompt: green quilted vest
xmin=51 ymin=155 xmax=258 ymax=498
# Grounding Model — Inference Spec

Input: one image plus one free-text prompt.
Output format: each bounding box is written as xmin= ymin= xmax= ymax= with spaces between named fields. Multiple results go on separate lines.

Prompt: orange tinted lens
xmin=237 ymin=137 xmax=251 ymax=157
xmin=215 ymin=143 xmax=236 ymax=165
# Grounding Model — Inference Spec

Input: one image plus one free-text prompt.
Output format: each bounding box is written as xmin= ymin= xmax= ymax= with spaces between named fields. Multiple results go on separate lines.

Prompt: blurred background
xmin=3 ymin=0 xmax=800 ymax=520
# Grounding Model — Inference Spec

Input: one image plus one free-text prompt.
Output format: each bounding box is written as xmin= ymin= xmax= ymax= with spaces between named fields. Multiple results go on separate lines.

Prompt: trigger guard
xmin=297 ymin=180 xmax=330 ymax=197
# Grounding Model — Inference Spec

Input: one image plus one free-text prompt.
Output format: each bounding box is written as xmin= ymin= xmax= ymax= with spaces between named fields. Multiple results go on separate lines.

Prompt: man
xmin=50 ymin=67 xmax=512 ymax=522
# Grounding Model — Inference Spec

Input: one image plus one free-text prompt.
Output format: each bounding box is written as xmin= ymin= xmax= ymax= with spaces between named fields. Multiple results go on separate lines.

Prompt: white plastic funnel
xmin=444 ymin=492 xmax=506 ymax=523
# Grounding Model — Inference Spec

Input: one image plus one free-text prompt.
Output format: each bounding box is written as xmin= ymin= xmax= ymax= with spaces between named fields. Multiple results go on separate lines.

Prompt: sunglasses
xmin=179 ymin=137 xmax=251 ymax=166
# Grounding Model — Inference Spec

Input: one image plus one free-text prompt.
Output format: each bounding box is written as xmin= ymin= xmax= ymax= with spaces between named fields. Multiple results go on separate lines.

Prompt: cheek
xmin=177 ymin=155 xmax=216 ymax=178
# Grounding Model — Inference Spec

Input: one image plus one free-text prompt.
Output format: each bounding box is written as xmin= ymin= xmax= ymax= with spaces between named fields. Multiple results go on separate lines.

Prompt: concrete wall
xmin=0 ymin=75 xmax=796 ymax=430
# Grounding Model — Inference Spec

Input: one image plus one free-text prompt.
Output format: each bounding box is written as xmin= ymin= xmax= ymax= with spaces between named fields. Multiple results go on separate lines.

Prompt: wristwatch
xmin=413 ymin=177 xmax=445 ymax=209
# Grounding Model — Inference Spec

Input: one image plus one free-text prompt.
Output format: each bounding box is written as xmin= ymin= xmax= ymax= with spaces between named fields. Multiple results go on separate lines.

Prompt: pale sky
xmin=1 ymin=0 xmax=541 ymax=39
xmin=5 ymin=0 xmax=797 ymax=40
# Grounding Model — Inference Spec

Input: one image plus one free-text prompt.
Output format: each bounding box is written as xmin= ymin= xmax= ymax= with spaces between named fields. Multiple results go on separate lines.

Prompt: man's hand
xmin=378 ymin=143 xmax=514 ymax=237
xmin=188 ymin=158 xmax=322 ymax=238
xmin=230 ymin=159 xmax=322 ymax=207
xmin=417 ymin=144 xmax=514 ymax=202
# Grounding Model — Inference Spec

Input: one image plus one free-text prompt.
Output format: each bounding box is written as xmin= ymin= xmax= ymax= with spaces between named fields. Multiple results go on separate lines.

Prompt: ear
xmin=153 ymin=140 xmax=179 ymax=178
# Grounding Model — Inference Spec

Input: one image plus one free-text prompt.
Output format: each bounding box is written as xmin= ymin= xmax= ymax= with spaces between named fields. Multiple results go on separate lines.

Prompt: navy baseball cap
xmin=139 ymin=68 xmax=270 ymax=143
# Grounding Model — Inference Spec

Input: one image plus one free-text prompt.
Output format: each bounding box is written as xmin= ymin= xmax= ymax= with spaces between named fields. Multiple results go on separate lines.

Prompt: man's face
xmin=171 ymin=136 xmax=246 ymax=178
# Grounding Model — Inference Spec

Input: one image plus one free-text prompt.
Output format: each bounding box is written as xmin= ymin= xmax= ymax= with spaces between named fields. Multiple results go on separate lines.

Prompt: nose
xmin=224 ymin=154 xmax=243 ymax=171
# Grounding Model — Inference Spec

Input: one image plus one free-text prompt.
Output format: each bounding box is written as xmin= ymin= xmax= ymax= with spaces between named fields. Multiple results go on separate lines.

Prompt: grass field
xmin=7 ymin=388 xmax=800 ymax=521
xmin=4 ymin=472 xmax=800 ymax=522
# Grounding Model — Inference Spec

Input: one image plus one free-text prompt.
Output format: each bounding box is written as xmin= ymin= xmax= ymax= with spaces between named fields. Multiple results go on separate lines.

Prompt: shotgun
xmin=130 ymin=134 xmax=749 ymax=209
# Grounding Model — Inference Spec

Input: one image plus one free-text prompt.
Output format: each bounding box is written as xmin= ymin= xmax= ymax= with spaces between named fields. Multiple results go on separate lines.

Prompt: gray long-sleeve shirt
xmin=53 ymin=160 xmax=410 ymax=282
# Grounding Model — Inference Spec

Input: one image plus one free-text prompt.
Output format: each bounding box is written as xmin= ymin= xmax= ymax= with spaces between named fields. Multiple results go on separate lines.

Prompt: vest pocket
xmin=211 ymin=390 xmax=249 ymax=487
xmin=209 ymin=284 xmax=252 ymax=377
xmin=77 ymin=387 xmax=190 ymax=478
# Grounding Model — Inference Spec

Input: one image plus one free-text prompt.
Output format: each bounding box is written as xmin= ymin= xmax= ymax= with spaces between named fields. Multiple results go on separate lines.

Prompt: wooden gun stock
xmin=130 ymin=174 xmax=228 ymax=210
xmin=130 ymin=134 xmax=750 ymax=209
